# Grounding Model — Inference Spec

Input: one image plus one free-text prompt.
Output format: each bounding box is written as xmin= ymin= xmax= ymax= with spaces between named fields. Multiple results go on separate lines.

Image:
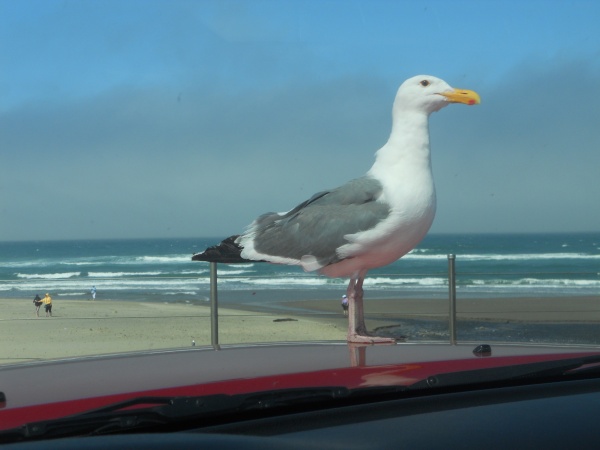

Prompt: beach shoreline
xmin=2 ymin=295 xmax=600 ymax=365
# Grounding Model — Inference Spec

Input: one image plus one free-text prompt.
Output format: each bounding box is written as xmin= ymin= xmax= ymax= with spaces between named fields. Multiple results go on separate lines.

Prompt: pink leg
xmin=346 ymin=272 xmax=396 ymax=344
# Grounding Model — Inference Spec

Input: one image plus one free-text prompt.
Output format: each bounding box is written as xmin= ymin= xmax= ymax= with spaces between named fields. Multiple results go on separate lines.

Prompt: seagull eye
xmin=420 ymin=80 xmax=430 ymax=87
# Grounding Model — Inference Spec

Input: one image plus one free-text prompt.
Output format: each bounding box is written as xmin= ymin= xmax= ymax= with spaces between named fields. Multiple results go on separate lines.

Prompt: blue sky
xmin=1 ymin=0 xmax=600 ymax=241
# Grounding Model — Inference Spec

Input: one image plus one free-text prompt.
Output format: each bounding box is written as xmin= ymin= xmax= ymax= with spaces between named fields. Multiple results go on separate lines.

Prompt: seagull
xmin=193 ymin=75 xmax=480 ymax=344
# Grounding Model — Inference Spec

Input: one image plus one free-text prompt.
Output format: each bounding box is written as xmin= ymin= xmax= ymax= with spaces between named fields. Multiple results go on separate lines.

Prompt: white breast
xmin=321 ymin=155 xmax=436 ymax=278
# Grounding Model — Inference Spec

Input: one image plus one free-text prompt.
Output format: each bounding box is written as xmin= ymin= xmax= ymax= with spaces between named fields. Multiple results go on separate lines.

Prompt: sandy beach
xmin=0 ymin=298 xmax=346 ymax=365
xmin=2 ymin=295 xmax=600 ymax=365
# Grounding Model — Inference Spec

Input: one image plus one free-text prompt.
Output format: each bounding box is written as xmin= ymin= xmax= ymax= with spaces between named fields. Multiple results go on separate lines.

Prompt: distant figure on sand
xmin=33 ymin=294 xmax=42 ymax=317
xmin=341 ymin=294 xmax=349 ymax=316
xmin=91 ymin=286 xmax=96 ymax=300
xmin=42 ymin=293 xmax=52 ymax=317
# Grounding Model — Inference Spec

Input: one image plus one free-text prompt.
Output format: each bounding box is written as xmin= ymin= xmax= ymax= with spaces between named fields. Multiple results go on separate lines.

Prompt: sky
xmin=1 ymin=0 xmax=600 ymax=241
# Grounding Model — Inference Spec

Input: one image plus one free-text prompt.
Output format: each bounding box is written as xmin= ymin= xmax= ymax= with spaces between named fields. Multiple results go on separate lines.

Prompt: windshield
xmin=1 ymin=0 xmax=599 ymax=431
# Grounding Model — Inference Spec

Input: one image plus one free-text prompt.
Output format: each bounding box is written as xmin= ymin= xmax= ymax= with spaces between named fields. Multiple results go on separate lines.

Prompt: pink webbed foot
xmin=345 ymin=273 xmax=397 ymax=344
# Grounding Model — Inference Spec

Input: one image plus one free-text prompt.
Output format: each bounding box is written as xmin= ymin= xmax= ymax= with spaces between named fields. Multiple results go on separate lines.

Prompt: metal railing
xmin=208 ymin=254 xmax=460 ymax=349
xmin=448 ymin=254 xmax=457 ymax=345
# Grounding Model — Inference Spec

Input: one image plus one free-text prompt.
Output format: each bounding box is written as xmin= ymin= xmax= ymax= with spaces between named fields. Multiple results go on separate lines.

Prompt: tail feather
xmin=192 ymin=235 xmax=252 ymax=263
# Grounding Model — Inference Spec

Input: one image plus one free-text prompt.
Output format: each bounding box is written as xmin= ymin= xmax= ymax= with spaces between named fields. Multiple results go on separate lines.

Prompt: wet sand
xmin=277 ymin=296 xmax=600 ymax=322
xmin=2 ymin=295 xmax=600 ymax=364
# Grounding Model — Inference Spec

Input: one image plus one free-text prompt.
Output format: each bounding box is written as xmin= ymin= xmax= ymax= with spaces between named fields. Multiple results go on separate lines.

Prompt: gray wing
xmin=249 ymin=176 xmax=390 ymax=266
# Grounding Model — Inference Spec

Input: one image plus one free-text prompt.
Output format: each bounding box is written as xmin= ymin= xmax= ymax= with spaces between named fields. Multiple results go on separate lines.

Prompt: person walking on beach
xmin=41 ymin=293 xmax=53 ymax=317
xmin=33 ymin=294 xmax=43 ymax=317
xmin=341 ymin=294 xmax=349 ymax=316
xmin=91 ymin=286 xmax=96 ymax=301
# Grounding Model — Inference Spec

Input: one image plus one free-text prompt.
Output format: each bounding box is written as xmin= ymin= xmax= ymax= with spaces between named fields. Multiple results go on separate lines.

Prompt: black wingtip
xmin=192 ymin=235 xmax=250 ymax=264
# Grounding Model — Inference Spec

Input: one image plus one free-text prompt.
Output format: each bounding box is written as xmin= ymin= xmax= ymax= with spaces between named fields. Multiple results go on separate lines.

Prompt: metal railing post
xmin=448 ymin=254 xmax=457 ymax=345
xmin=209 ymin=262 xmax=220 ymax=350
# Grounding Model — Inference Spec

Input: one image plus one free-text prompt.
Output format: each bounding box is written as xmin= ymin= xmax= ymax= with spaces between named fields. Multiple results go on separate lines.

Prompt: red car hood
xmin=1 ymin=341 xmax=600 ymax=431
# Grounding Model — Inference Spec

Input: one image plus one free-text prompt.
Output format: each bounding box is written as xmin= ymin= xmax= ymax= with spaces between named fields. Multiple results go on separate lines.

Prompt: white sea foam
xmin=218 ymin=269 xmax=254 ymax=275
xmin=49 ymin=254 xmax=195 ymax=267
xmin=164 ymin=291 xmax=198 ymax=296
xmin=407 ymin=248 xmax=432 ymax=254
xmin=135 ymin=255 xmax=192 ymax=264
xmin=58 ymin=258 xmax=108 ymax=266
xmin=3 ymin=274 xmax=600 ymax=295
xmin=221 ymin=277 xmax=329 ymax=287
xmin=1 ymin=277 xmax=210 ymax=292
xmin=88 ymin=271 xmax=163 ymax=278
xmin=16 ymin=272 xmax=81 ymax=279
xmin=462 ymin=278 xmax=600 ymax=290
xmin=181 ymin=270 xmax=208 ymax=275
xmin=5 ymin=260 xmax=58 ymax=269
xmin=403 ymin=253 xmax=448 ymax=260
xmin=404 ymin=252 xmax=600 ymax=261
xmin=363 ymin=277 xmax=447 ymax=287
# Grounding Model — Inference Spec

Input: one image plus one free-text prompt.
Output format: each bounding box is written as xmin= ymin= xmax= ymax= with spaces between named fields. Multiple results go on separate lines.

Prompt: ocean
xmin=1 ymin=233 xmax=599 ymax=305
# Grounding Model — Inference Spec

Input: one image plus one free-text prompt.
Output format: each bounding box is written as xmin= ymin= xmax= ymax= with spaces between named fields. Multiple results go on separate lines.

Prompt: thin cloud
xmin=2 ymin=58 xmax=599 ymax=240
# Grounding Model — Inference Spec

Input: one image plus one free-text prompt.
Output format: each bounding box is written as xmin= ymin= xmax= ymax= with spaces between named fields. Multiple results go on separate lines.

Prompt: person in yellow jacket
xmin=41 ymin=293 xmax=53 ymax=317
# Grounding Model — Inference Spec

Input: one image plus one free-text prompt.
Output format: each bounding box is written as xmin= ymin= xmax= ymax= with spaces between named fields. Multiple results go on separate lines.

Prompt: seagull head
xmin=394 ymin=75 xmax=481 ymax=115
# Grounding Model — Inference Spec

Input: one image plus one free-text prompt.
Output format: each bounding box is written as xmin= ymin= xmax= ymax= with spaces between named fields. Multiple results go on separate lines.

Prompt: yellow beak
xmin=439 ymin=89 xmax=481 ymax=105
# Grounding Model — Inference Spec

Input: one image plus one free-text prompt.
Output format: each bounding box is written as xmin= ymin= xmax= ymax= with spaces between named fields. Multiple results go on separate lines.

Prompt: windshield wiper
xmin=409 ymin=354 xmax=600 ymax=391
xmin=4 ymin=355 xmax=600 ymax=443
xmin=0 ymin=386 xmax=359 ymax=442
